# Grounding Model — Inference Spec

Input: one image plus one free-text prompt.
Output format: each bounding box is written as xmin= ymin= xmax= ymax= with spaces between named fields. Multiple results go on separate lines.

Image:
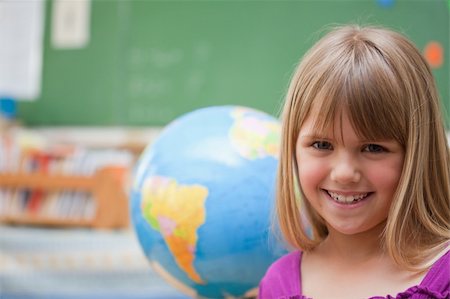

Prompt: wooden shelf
xmin=0 ymin=168 xmax=129 ymax=229
xmin=0 ymin=215 xmax=93 ymax=228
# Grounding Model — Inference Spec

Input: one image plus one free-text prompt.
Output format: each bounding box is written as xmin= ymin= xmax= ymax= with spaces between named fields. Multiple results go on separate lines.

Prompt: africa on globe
xmin=130 ymin=106 xmax=284 ymax=298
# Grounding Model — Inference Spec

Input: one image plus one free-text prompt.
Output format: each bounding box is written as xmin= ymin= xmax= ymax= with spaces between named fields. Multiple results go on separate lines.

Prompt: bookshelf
xmin=0 ymin=126 xmax=138 ymax=229
xmin=0 ymin=167 xmax=130 ymax=229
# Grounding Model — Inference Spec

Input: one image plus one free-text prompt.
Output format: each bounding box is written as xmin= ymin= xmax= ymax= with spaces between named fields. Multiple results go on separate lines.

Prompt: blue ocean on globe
xmin=130 ymin=106 xmax=285 ymax=298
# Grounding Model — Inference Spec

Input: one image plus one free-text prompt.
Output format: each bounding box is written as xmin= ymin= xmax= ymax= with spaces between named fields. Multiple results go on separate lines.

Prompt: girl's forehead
xmin=298 ymin=103 xmax=394 ymax=143
xmin=300 ymin=101 xmax=343 ymax=131
xmin=300 ymin=107 xmax=348 ymax=137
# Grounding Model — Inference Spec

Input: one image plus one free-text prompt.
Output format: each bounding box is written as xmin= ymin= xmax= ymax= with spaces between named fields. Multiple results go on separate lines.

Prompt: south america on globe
xmin=130 ymin=106 xmax=285 ymax=298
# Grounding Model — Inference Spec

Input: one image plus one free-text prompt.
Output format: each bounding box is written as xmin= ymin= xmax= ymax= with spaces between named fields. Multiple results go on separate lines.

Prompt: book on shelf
xmin=0 ymin=128 xmax=134 ymax=228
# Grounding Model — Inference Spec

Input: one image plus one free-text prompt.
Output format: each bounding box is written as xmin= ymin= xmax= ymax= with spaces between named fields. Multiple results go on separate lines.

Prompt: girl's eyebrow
xmin=361 ymin=138 xmax=398 ymax=144
xmin=299 ymin=134 xmax=332 ymax=140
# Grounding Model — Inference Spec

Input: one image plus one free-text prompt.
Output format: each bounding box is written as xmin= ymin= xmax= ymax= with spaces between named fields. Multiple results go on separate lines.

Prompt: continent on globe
xmin=141 ymin=176 xmax=208 ymax=284
xmin=229 ymin=108 xmax=280 ymax=159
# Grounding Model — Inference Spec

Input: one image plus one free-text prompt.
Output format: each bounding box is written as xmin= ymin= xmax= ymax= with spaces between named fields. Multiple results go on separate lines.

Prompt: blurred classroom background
xmin=0 ymin=0 xmax=448 ymax=298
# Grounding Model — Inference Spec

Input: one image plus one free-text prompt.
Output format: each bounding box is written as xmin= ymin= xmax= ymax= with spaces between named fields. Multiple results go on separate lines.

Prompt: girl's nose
xmin=330 ymin=157 xmax=361 ymax=184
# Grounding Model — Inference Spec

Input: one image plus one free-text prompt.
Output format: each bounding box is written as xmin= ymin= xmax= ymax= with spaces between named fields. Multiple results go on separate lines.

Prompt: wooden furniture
xmin=0 ymin=167 xmax=129 ymax=229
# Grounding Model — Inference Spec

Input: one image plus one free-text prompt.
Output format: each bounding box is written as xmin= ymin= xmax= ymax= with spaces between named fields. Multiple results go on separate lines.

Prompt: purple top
xmin=259 ymin=250 xmax=450 ymax=299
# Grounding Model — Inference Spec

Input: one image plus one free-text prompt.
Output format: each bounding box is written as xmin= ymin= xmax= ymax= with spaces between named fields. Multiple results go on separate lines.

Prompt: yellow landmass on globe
xmin=141 ymin=176 xmax=208 ymax=284
xmin=229 ymin=108 xmax=280 ymax=160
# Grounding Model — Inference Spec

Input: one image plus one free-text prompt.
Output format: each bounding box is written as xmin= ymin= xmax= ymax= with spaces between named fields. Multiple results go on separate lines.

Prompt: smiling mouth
xmin=325 ymin=190 xmax=372 ymax=205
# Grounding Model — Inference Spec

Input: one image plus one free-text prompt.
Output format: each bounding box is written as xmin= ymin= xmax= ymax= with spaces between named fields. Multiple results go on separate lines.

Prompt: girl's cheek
xmin=298 ymin=158 xmax=327 ymax=186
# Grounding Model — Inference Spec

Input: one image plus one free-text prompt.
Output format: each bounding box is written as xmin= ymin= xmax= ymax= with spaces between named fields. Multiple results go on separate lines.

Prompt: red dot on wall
xmin=424 ymin=41 xmax=444 ymax=69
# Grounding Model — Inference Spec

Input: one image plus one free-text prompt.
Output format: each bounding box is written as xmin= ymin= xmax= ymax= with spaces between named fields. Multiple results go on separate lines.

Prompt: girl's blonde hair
xmin=277 ymin=25 xmax=450 ymax=270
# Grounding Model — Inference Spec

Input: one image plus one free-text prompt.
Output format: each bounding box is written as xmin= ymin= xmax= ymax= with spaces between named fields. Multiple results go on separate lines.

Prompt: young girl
xmin=259 ymin=25 xmax=449 ymax=299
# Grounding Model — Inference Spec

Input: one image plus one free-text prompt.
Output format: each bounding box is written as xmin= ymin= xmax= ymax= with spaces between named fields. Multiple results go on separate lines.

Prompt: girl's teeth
xmin=328 ymin=191 xmax=368 ymax=204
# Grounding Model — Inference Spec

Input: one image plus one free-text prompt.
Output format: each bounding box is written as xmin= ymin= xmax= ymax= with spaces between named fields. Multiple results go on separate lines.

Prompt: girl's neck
xmin=317 ymin=222 xmax=387 ymax=264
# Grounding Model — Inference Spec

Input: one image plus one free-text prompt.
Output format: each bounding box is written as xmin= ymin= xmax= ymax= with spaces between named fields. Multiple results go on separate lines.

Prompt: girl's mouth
xmin=325 ymin=190 xmax=372 ymax=205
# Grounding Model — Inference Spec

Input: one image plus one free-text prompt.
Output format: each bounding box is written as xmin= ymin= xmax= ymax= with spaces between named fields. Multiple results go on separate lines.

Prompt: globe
xmin=130 ymin=106 xmax=284 ymax=298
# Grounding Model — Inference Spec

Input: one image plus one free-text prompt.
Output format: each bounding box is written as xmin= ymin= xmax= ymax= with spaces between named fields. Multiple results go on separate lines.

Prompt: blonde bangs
xmin=307 ymin=38 xmax=408 ymax=147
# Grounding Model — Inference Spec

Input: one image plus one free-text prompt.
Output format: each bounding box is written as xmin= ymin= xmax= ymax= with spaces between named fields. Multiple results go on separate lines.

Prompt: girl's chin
xmin=324 ymin=221 xmax=387 ymax=237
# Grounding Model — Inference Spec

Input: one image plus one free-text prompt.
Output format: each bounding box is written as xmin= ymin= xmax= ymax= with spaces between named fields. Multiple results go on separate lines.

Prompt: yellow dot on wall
xmin=102 ymin=254 xmax=112 ymax=268
xmin=64 ymin=255 xmax=76 ymax=269
xmin=83 ymin=254 xmax=95 ymax=267
xmin=121 ymin=252 xmax=133 ymax=264
xmin=48 ymin=255 xmax=60 ymax=268
xmin=15 ymin=254 xmax=27 ymax=265
xmin=30 ymin=255 xmax=42 ymax=268
xmin=0 ymin=255 xmax=6 ymax=268
xmin=424 ymin=41 xmax=444 ymax=69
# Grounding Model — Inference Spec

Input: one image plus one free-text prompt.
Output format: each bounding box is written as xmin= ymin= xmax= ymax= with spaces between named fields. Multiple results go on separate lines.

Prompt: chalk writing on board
xmin=129 ymin=47 xmax=184 ymax=70
xmin=128 ymin=76 xmax=170 ymax=98
xmin=184 ymin=42 xmax=212 ymax=96
xmin=127 ymin=47 xmax=182 ymax=99
xmin=126 ymin=42 xmax=212 ymax=103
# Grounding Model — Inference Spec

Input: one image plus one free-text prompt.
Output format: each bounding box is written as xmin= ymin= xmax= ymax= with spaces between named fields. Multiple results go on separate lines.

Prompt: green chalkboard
xmin=18 ymin=0 xmax=449 ymax=127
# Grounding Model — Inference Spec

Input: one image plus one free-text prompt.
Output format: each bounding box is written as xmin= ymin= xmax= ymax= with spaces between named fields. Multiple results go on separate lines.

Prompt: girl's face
xmin=295 ymin=109 xmax=405 ymax=236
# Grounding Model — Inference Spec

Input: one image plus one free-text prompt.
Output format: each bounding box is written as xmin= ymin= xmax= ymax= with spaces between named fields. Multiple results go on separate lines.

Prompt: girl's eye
xmin=312 ymin=141 xmax=333 ymax=150
xmin=363 ymin=144 xmax=385 ymax=153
